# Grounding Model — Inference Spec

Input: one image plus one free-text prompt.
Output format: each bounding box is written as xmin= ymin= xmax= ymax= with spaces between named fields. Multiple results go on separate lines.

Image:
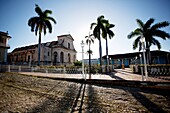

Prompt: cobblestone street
xmin=0 ymin=73 xmax=170 ymax=113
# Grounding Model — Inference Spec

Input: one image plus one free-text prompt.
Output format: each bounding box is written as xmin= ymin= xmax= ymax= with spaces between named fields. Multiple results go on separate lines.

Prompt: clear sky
xmin=0 ymin=0 xmax=170 ymax=60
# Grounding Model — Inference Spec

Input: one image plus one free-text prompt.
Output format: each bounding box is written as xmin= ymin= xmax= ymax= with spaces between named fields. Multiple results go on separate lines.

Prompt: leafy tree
xmin=28 ymin=4 xmax=56 ymax=65
xmin=74 ymin=60 xmax=82 ymax=66
xmin=128 ymin=18 xmax=170 ymax=64
xmin=90 ymin=15 xmax=107 ymax=71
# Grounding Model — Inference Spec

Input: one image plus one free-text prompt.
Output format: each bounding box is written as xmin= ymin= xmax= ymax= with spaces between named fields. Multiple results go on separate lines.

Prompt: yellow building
xmin=0 ymin=31 xmax=11 ymax=64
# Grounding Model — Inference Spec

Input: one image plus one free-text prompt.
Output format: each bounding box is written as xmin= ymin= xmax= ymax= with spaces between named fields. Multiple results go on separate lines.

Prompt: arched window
xmin=68 ymin=43 xmax=70 ymax=49
xmin=74 ymin=55 xmax=76 ymax=62
xmin=68 ymin=53 xmax=71 ymax=63
xmin=54 ymin=52 xmax=58 ymax=64
xmin=60 ymin=52 xmax=64 ymax=63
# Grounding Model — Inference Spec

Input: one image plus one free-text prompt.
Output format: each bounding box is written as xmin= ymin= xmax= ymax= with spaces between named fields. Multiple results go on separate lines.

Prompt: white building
xmin=0 ymin=31 xmax=11 ymax=64
xmin=8 ymin=34 xmax=77 ymax=66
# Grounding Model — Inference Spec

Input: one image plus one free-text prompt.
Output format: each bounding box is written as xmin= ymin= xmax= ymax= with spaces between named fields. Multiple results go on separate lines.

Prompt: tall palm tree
xmin=85 ymin=33 xmax=94 ymax=77
xmin=128 ymin=18 xmax=170 ymax=64
xmin=102 ymin=20 xmax=115 ymax=72
xmin=28 ymin=4 xmax=56 ymax=66
xmin=90 ymin=15 xmax=107 ymax=72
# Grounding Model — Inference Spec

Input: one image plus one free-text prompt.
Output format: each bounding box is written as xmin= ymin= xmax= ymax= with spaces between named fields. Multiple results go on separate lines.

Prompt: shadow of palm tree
xmin=92 ymin=84 xmax=169 ymax=113
xmin=86 ymin=84 xmax=108 ymax=113
xmin=70 ymin=82 xmax=84 ymax=112
xmin=108 ymin=72 xmax=125 ymax=80
xmin=28 ymin=82 xmax=80 ymax=113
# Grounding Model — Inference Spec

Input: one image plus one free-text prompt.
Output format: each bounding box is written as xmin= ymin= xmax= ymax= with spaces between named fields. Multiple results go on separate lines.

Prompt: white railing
xmin=0 ymin=65 xmax=86 ymax=74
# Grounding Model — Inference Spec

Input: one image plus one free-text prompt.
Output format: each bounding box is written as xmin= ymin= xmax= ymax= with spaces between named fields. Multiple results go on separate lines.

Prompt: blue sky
xmin=0 ymin=0 xmax=170 ymax=60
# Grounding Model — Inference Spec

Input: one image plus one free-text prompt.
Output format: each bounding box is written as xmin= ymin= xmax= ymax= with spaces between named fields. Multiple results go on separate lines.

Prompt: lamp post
xmin=140 ymin=36 xmax=148 ymax=81
xmin=139 ymin=54 xmax=144 ymax=81
xmin=81 ymin=40 xmax=85 ymax=80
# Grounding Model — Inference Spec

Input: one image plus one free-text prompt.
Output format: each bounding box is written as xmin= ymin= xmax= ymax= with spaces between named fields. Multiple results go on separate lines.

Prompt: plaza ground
xmin=0 ymin=68 xmax=170 ymax=112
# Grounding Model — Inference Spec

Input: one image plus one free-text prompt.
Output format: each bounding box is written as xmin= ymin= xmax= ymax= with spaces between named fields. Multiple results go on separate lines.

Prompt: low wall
xmin=130 ymin=64 xmax=170 ymax=76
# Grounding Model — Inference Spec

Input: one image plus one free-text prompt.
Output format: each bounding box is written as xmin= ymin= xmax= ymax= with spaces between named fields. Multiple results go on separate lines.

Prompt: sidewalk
xmin=19 ymin=68 xmax=170 ymax=82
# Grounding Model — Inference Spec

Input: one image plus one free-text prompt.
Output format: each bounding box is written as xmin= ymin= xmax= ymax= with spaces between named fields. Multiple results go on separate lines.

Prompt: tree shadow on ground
xmin=108 ymin=72 xmax=125 ymax=80
xmin=86 ymin=84 xmax=108 ymax=113
xmin=94 ymin=84 xmax=169 ymax=113
xmin=28 ymin=82 xmax=81 ymax=113
xmin=130 ymin=91 xmax=166 ymax=113
xmin=70 ymin=82 xmax=84 ymax=113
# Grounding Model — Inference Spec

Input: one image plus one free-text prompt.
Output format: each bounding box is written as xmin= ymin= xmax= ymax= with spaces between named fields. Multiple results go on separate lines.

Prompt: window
xmin=68 ymin=43 xmax=70 ymax=49
xmin=48 ymin=52 xmax=50 ymax=56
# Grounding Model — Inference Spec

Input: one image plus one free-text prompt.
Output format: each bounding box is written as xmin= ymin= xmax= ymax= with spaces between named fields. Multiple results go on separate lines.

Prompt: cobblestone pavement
xmin=0 ymin=73 xmax=170 ymax=113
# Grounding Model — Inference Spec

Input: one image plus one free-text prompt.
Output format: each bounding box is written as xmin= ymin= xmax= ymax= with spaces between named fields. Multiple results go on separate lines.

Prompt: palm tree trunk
xmin=38 ymin=32 xmax=41 ymax=66
xmin=106 ymin=37 xmax=108 ymax=73
xmin=99 ymin=36 xmax=102 ymax=73
xmin=89 ymin=43 xmax=91 ymax=79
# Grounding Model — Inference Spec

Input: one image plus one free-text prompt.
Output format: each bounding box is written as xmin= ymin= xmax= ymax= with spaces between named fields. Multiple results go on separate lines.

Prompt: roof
xmin=102 ymin=50 xmax=170 ymax=59
xmin=0 ymin=31 xmax=12 ymax=39
xmin=58 ymin=34 xmax=74 ymax=41
xmin=12 ymin=44 xmax=37 ymax=52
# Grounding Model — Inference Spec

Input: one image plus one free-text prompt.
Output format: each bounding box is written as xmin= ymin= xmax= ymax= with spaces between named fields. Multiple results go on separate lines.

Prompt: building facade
xmin=103 ymin=50 xmax=170 ymax=68
xmin=0 ymin=31 xmax=11 ymax=64
xmin=8 ymin=34 xmax=77 ymax=66
xmin=82 ymin=59 xmax=99 ymax=65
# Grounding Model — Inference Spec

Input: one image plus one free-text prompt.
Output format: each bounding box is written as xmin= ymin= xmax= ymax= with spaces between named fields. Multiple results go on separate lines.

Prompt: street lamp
xmin=81 ymin=40 xmax=85 ymax=80
xmin=139 ymin=54 xmax=144 ymax=81
xmin=140 ymin=36 xmax=148 ymax=81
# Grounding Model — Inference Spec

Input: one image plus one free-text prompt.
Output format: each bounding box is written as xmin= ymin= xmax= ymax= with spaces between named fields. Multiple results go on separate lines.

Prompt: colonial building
xmin=102 ymin=50 xmax=170 ymax=68
xmin=0 ymin=31 xmax=11 ymax=64
xmin=8 ymin=34 xmax=77 ymax=66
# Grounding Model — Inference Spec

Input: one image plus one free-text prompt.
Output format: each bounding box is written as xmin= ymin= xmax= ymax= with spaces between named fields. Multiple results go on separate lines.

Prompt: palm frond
xmin=90 ymin=23 xmax=97 ymax=30
xmin=133 ymin=36 xmax=141 ymax=50
xmin=144 ymin=18 xmax=154 ymax=30
xmin=45 ymin=20 xmax=52 ymax=33
xmin=43 ymin=25 xmax=46 ymax=35
xmin=151 ymin=38 xmax=161 ymax=50
xmin=35 ymin=4 xmax=43 ymax=16
xmin=93 ymin=26 xmax=99 ymax=39
xmin=136 ymin=19 xmax=144 ymax=29
xmin=35 ymin=24 xmax=39 ymax=36
xmin=97 ymin=15 xmax=104 ymax=22
xmin=108 ymin=30 xmax=115 ymax=39
xmin=46 ymin=17 xmax=57 ymax=24
xmin=85 ymin=36 xmax=88 ymax=38
xmin=108 ymin=24 xmax=115 ymax=28
xmin=44 ymin=10 xmax=52 ymax=15
xmin=152 ymin=29 xmax=170 ymax=39
xmin=128 ymin=29 xmax=141 ymax=39
xmin=151 ymin=21 xmax=169 ymax=30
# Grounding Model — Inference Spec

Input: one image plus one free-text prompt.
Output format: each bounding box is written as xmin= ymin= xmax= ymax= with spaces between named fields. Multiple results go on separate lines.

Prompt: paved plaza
xmin=0 ymin=72 xmax=170 ymax=113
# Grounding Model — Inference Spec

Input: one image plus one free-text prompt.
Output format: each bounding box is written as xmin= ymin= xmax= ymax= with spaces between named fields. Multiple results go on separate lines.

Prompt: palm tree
xmin=102 ymin=20 xmax=115 ymax=72
xmin=28 ymin=4 xmax=56 ymax=66
xmin=90 ymin=15 xmax=107 ymax=72
xmin=128 ymin=18 xmax=170 ymax=64
xmin=85 ymin=33 xmax=94 ymax=77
